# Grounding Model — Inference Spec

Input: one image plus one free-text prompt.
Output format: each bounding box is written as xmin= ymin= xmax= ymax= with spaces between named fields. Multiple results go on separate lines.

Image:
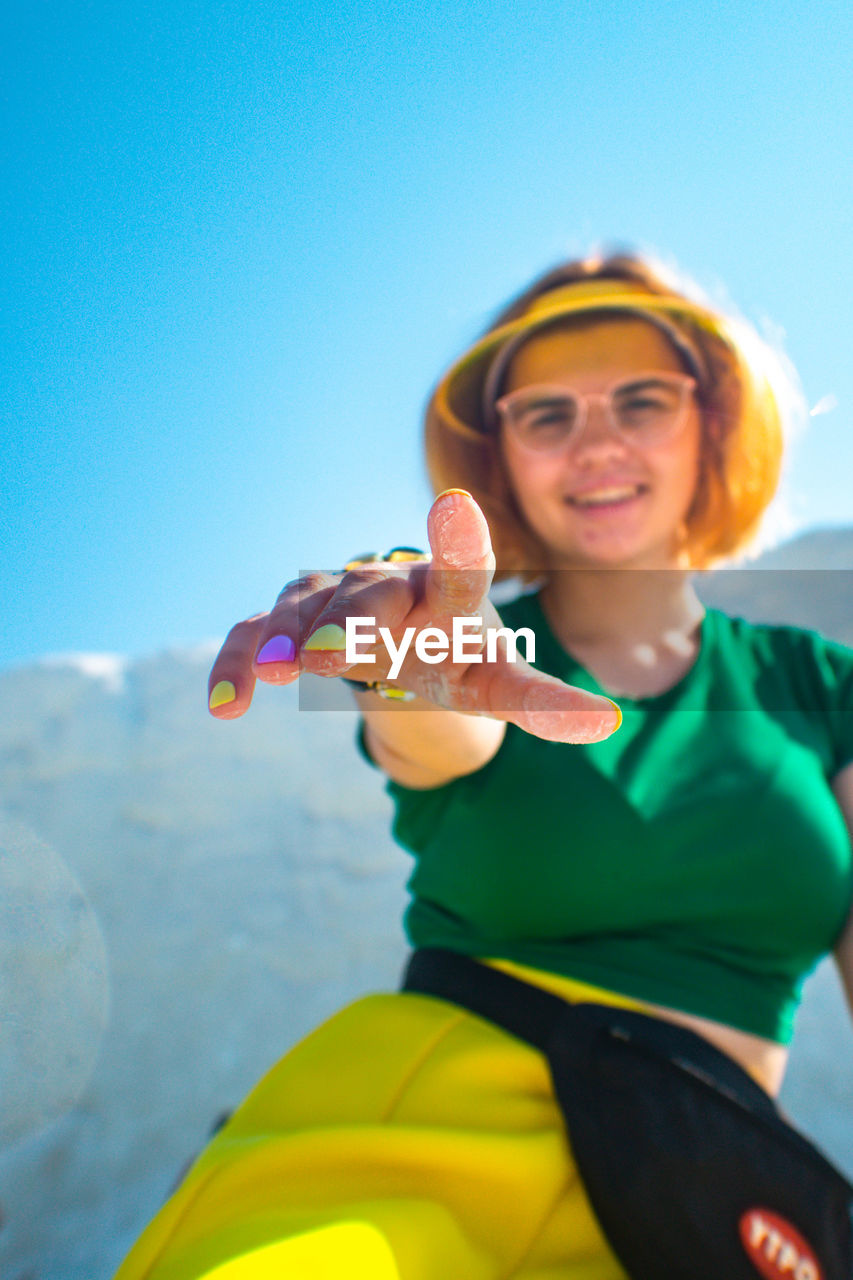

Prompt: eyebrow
xmin=506 ymin=375 xmax=686 ymax=410
xmin=523 ymin=392 xmax=573 ymax=406
xmin=614 ymin=377 xmax=674 ymax=393
xmin=520 ymin=376 xmax=680 ymax=399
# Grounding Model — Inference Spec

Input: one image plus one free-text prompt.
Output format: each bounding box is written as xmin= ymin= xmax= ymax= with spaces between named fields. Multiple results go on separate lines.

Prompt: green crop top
xmin=372 ymin=593 xmax=853 ymax=1044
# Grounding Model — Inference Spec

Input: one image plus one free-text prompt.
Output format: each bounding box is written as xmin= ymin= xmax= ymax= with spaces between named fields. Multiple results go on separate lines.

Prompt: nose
xmin=568 ymin=397 xmax=627 ymax=457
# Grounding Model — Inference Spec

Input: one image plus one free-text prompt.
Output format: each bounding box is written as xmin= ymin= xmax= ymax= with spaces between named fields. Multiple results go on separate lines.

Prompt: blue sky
xmin=3 ymin=0 xmax=852 ymax=668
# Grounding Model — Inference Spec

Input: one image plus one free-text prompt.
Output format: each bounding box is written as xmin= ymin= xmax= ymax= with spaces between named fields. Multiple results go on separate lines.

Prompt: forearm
xmin=354 ymin=689 xmax=506 ymax=788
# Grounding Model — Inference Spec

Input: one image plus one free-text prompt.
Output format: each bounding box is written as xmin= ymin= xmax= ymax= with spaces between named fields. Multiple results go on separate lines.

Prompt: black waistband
xmin=402 ymin=948 xmax=853 ymax=1280
xmin=401 ymin=947 xmax=778 ymax=1120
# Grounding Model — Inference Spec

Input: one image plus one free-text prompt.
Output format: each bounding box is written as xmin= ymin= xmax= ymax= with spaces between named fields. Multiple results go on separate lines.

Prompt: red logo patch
xmin=739 ymin=1208 xmax=823 ymax=1280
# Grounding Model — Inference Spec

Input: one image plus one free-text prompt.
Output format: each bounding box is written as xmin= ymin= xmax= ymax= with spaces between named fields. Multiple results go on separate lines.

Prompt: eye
xmin=613 ymin=381 xmax=682 ymax=427
xmin=497 ymin=389 xmax=583 ymax=448
xmin=517 ymin=395 xmax=578 ymax=434
xmin=527 ymin=404 xmax=574 ymax=427
xmin=623 ymin=393 xmax=669 ymax=413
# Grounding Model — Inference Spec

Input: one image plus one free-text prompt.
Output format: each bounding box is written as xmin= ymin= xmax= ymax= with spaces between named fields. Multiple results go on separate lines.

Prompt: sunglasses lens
xmin=503 ymin=393 xmax=580 ymax=450
xmin=611 ymin=379 xmax=688 ymax=441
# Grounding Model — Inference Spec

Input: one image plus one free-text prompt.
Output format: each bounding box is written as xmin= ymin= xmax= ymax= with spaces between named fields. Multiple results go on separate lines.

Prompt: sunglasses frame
xmin=494 ymin=371 xmax=698 ymax=453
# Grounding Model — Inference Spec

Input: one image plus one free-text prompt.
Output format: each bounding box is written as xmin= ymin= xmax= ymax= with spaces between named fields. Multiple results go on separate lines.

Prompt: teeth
xmin=571 ymin=486 xmax=641 ymax=507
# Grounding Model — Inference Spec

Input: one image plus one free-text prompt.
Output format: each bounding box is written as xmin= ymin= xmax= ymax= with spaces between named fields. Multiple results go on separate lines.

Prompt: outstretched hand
xmin=208 ymin=490 xmax=621 ymax=744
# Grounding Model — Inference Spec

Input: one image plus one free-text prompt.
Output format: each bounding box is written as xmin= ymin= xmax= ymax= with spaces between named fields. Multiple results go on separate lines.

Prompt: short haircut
xmin=424 ymin=252 xmax=801 ymax=578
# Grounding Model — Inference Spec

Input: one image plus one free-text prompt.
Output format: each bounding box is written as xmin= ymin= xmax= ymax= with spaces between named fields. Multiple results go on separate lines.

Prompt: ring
xmin=342 ymin=678 xmax=417 ymax=701
xmin=342 ymin=547 xmax=428 ymax=571
xmin=371 ymin=681 xmax=417 ymax=700
xmin=383 ymin=546 xmax=429 ymax=563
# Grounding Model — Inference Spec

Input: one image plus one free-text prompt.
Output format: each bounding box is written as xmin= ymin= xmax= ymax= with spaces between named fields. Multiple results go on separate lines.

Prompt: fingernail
xmin=209 ymin=680 xmax=236 ymax=710
xmin=257 ymin=635 xmax=297 ymax=664
xmin=604 ymin=697 xmax=622 ymax=731
xmin=436 ymin=488 xmax=471 ymax=502
xmin=303 ymin=623 xmax=347 ymax=652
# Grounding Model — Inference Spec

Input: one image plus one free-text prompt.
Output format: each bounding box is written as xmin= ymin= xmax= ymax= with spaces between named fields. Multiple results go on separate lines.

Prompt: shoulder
xmin=708 ymin=608 xmax=853 ymax=671
xmin=708 ymin=609 xmax=853 ymax=776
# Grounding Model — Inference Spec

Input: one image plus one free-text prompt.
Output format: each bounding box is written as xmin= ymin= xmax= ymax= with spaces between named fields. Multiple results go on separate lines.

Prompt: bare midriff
xmin=484 ymin=957 xmax=789 ymax=1097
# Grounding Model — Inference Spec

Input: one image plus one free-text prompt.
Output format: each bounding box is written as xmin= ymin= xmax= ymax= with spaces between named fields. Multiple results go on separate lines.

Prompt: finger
xmin=299 ymin=567 xmax=421 ymax=676
xmin=253 ymin=573 xmax=340 ymax=683
xmin=208 ymin=614 xmax=267 ymax=718
xmin=458 ymin=658 xmax=622 ymax=744
xmin=425 ymin=490 xmax=495 ymax=618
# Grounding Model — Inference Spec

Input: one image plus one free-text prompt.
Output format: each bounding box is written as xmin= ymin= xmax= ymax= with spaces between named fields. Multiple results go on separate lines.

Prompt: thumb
xmin=425 ymin=490 xmax=495 ymax=617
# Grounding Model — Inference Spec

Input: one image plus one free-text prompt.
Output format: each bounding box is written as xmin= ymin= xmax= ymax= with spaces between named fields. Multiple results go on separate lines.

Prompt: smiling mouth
xmin=566 ymin=485 xmax=647 ymax=508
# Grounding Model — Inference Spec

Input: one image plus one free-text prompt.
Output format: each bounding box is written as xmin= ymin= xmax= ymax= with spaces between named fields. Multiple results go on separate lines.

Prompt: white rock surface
xmin=1 ymin=531 xmax=852 ymax=1279
xmin=0 ymin=815 xmax=109 ymax=1148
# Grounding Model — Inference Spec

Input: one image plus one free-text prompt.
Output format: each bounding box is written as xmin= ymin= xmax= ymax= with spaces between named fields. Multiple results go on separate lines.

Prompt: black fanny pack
xmin=402 ymin=948 xmax=853 ymax=1280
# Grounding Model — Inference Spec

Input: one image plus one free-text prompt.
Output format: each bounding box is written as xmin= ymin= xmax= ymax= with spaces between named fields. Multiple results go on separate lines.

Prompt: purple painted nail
xmin=256 ymin=634 xmax=297 ymax=665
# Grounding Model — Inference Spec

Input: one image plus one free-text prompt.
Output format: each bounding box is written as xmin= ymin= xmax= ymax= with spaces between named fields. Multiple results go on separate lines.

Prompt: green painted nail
xmin=209 ymin=680 xmax=237 ymax=709
xmin=303 ymin=623 xmax=347 ymax=652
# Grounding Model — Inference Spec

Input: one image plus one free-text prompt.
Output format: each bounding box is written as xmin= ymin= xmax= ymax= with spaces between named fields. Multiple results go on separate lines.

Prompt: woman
xmin=116 ymin=254 xmax=853 ymax=1279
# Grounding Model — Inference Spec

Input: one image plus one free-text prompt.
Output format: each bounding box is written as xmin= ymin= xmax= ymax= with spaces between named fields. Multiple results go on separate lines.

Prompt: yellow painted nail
xmin=303 ymin=623 xmax=347 ymax=651
xmin=605 ymin=698 xmax=622 ymax=731
xmin=436 ymin=488 xmax=471 ymax=500
xmin=209 ymin=680 xmax=236 ymax=709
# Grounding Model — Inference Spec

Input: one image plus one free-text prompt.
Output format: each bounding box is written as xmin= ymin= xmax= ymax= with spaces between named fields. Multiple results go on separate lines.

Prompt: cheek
xmin=500 ymin=434 xmax=555 ymax=503
xmin=499 ymin=430 xmax=524 ymax=491
xmin=660 ymin=421 xmax=703 ymax=512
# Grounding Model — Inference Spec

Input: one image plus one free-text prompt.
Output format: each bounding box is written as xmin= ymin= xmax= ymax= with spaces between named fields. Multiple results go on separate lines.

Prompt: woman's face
xmin=499 ymin=317 xmax=703 ymax=570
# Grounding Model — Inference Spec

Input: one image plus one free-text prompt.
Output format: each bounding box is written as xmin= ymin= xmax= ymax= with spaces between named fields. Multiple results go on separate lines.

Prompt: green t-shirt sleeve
xmin=813 ymin=634 xmax=853 ymax=773
xmin=781 ymin=628 xmax=853 ymax=775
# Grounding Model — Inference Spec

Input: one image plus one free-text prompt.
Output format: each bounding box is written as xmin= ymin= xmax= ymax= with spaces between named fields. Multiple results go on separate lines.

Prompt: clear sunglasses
xmin=494 ymin=372 xmax=698 ymax=453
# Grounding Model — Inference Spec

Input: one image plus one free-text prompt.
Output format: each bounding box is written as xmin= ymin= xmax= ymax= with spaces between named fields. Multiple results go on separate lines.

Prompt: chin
xmin=540 ymin=507 xmax=685 ymax=570
xmin=548 ymin=534 xmax=680 ymax=572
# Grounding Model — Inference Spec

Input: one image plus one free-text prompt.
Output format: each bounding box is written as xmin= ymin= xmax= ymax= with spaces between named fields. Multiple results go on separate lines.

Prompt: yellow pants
xmin=114 ymin=978 xmax=632 ymax=1280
